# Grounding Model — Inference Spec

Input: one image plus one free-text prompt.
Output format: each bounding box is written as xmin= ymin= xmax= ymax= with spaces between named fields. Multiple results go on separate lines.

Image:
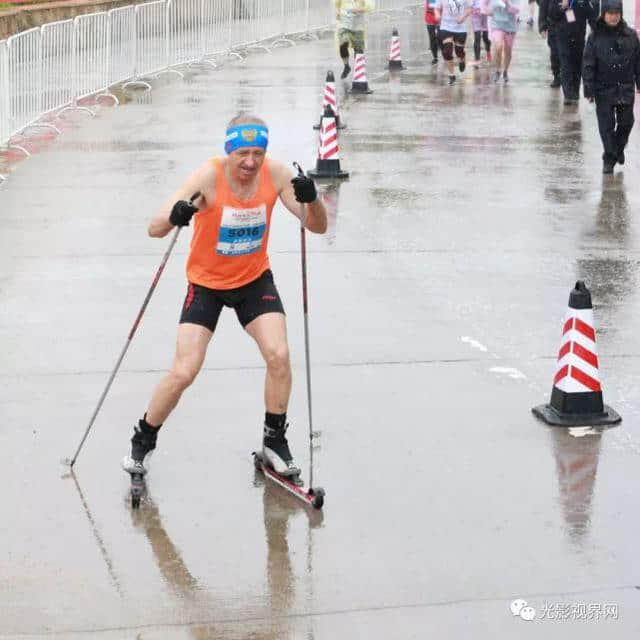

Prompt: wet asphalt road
xmin=1 ymin=4 xmax=640 ymax=638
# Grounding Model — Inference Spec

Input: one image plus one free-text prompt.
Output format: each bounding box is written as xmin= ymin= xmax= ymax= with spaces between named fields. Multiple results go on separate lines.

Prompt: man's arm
xmin=271 ymin=161 xmax=328 ymax=234
xmin=148 ymin=162 xmax=214 ymax=238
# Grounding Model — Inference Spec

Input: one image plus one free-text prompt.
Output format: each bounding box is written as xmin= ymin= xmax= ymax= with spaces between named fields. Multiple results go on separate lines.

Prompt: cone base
xmin=388 ymin=60 xmax=404 ymax=70
xmin=308 ymin=168 xmax=350 ymax=180
xmin=351 ymin=82 xmax=373 ymax=94
xmin=531 ymin=403 xmax=621 ymax=427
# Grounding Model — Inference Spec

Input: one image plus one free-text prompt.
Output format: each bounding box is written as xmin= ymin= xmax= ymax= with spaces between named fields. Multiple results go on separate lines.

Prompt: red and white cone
xmin=388 ymin=28 xmax=403 ymax=70
xmin=307 ymin=106 xmax=349 ymax=180
xmin=532 ymin=281 xmax=621 ymax=426
xmin=351 ymin=53 xmax=373 ymax=94
xmin=313 ymin=70 xmax=345 ymax=130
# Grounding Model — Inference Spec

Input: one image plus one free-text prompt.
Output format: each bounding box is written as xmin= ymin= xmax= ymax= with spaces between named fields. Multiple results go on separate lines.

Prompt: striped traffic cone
xmin=313 ymin=70 xmax=345 ymax=130
xmin=532 ymin=281 xmax=621 ymax=427
xmin=351 ymin=53 xmax=373 ymax=94
xmin=307 ymin=106 xmax=349 ymax=180
xmin=388 ymin=28 xmax=403 ymax=70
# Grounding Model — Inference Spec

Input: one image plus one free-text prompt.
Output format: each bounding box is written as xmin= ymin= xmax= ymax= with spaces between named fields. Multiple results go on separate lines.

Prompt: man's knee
xmin=264 ymin=345 xmax=291 ymax=376
xmin=169 ymin=363 xmax=200 ymax=390
xmin=442 ymin=41 xmax=454 ymax=60
xmin=454 ymin=44 xmax=466 ymax=59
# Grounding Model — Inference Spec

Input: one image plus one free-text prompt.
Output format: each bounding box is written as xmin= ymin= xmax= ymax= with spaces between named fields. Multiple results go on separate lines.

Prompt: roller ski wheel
xmin=310 ymin=487 xmax=325 ymax=510
xmin=252 ymin=452 xmax=325 ymax=510
xmin=130 ymin=472 xmax=146 ymax=509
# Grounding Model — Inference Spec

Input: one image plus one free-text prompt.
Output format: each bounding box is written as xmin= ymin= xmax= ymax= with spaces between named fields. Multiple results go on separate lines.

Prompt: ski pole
xmin=67 ymin=192 xmax=201 ymax=468
xmin=293 ymin=163 xmax=315 ymax=489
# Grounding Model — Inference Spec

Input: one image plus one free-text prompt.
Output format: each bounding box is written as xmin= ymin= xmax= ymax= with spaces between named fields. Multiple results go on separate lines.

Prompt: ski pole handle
xmin=292 ymin=162 xmax=308 ymax=229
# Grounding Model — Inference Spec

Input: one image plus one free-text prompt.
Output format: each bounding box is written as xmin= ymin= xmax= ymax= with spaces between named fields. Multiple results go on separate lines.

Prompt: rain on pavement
xmin=1 ymin=4 xmax=639 ymax=639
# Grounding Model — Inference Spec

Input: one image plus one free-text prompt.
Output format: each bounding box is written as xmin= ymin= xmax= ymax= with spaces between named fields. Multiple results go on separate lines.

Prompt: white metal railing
xmin=0 ymin=40 xmax=10 ymax=151
xmin=108 ymin=6 xmax=136 ymax=87
xmin=0 ymin=0 xmax=417 ymax=155
xmin=41 ymin=20 xmax=74 ymax=116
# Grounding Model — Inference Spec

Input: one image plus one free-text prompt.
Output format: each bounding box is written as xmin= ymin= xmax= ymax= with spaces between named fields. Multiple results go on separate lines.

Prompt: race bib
xmin=216 ymin=204 xmax=267 ymax=256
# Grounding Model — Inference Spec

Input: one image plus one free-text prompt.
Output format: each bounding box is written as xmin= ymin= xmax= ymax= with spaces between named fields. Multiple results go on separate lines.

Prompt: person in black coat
xmin=539 ymin=0 xmax=562 ymax=87
xmin=543 ymin=0 xmax=598 ymax=104
xmin=583 ymin=0 xmax=640 ymax=173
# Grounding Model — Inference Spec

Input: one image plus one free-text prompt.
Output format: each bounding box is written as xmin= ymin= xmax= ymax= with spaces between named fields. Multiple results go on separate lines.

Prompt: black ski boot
xmin=262 ymin=423 xmax=301 ymax=477
xmin=122 ymin=418 xmax=159 ymax=475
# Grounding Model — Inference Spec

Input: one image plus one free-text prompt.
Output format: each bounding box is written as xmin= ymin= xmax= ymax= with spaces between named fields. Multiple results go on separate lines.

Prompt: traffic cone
xmin=351 ymin=53 xmax=373 ymax=94
xmin=307 ymin=106 xmax=349 ymax=180
xmin=388 ymin=28 xmax=403 ymax=70
xmin=313 ymin=70 xmax=345 ymax=130
xmin=532 ymin=281 xmax=621 ymax=427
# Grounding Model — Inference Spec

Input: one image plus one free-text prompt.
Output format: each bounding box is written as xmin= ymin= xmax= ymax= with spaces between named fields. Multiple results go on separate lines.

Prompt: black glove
xmin=291 ymin=174 xmax=317 ymax=203
xmin=169 ymin=199 xmax=199 ymax=227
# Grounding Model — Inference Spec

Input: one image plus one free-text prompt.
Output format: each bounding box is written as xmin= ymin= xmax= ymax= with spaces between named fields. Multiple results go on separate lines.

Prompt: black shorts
xmin=179 ymin=269 xmax=285 ymax=332
xmin=439 ymin=30 xmax=467 ymax=45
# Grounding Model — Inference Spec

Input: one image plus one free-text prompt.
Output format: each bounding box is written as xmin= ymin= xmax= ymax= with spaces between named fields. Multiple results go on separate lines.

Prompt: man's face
xmin=604 ymin=10 xmax=621 ymax=26
xmin=228 ymin=147 xmax=266 ymax=182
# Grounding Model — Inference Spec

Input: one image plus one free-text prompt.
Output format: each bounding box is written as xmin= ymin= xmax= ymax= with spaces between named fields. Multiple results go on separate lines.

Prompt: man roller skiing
xmin=122 ymin=114 xmax=327 ymax=480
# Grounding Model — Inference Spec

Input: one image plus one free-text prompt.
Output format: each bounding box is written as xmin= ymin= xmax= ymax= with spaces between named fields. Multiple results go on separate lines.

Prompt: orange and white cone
xmin=532 ymin=281 xmax=621 ymax=426
xmin=351 ymin=53 xmax=373 ymax=94
xmin=388 ymin=28 xmax=403 ymax=70
xmin=307 ymin=106 xmax=349 ymax=180
xmin=313 ymin=70 xmax=345 ymax=130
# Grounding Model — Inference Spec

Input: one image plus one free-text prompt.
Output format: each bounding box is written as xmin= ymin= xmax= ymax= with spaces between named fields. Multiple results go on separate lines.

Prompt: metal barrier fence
xmin=0 ymin=40 xmax=10 ymax=148
xmin=0 ymin=0 xmax=417 ymax=153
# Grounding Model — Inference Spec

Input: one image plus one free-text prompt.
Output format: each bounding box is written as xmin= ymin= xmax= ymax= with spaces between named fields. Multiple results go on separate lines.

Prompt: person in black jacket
xmin=543 ymin=0 xmax=598 ymax=104
xmin=539 ymin=0 xmax=562 ymax=87
xmin=583 ymin=0 xmax=640 ymax=173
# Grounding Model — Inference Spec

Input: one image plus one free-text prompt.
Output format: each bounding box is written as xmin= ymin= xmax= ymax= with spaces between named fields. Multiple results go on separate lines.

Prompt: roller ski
xmin=122 ymin=418 xmax=158 ymax=509
xmin=253 ymin=422 xmax=324 ymax=510
xmin=253 ymin=451 xmax=324 ymax=510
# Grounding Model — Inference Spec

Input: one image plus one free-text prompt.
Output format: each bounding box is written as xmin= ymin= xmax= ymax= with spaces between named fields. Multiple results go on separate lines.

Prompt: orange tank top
xmin=186 ymin=157 xmax=279 ymax=290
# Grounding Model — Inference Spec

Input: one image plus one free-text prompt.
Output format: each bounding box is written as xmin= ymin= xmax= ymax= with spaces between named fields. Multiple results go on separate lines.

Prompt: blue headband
xmin=224 ymin=124 xmax=269 ymax=154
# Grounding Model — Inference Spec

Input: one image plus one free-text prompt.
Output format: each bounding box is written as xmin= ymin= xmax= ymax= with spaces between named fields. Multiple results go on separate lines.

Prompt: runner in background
xmin=425 ymin=0 xmax=442 ymax=65
xmin=335 ymin=0 xmax=374 ymax=79
xmin=483 ymin=0 xmax=520 ymax=83
xmin=472 ymin=0 xmax=492 ymax=68
xmin=434 ymin=0 xmax=474 ymax=85
xmin=539 ymin=0 xmax=562 ymax=88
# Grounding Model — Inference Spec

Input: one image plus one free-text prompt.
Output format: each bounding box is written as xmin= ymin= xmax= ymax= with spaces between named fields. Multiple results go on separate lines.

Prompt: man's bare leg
xmin=123 ymin=323 xmax=212 ymax=474
xmin=245 ymin=312 xmax=299 ymax=476
xmin=146 ymin=323 xmax=213 ymax=425
xmin=245 ymin=312 xmax=292 ymax=414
